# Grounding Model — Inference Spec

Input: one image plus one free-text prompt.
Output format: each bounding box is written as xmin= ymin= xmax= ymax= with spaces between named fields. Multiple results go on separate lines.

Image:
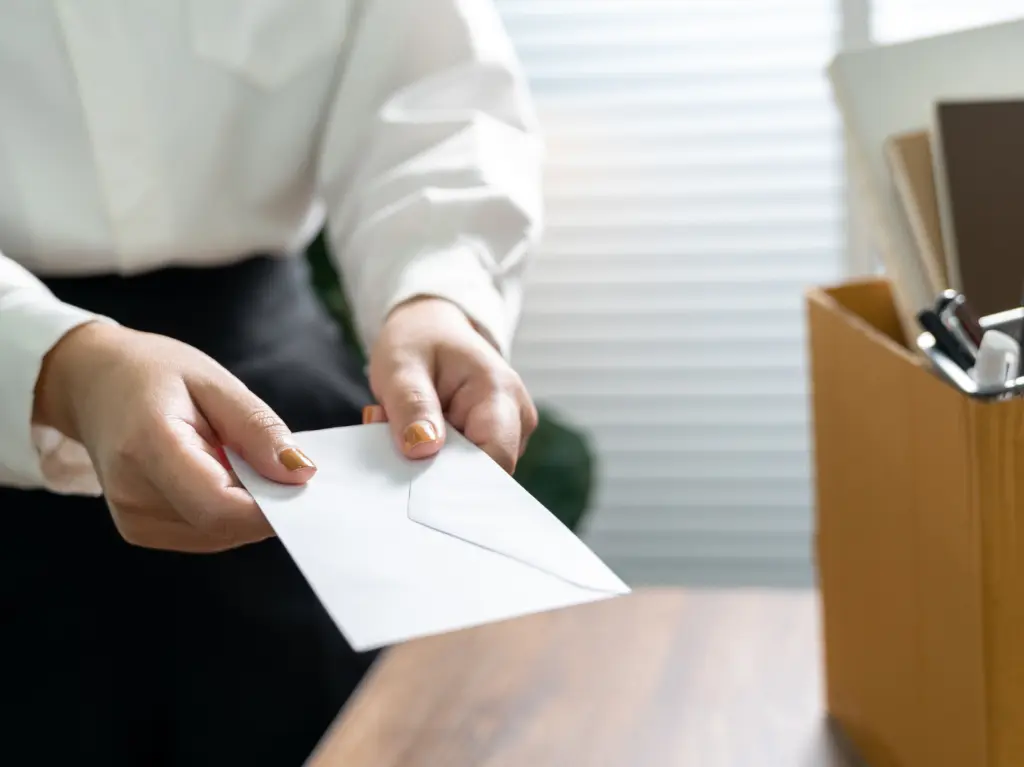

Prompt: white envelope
xmin=227 ymin=424 xmax=629 ymax=651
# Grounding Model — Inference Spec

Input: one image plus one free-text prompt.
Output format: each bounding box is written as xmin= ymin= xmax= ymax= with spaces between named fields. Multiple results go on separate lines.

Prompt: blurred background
xmin=492 ymin=0 xmax=1024 ymax=587
xmin=308 ymin=0 xmax=1024 ymax=589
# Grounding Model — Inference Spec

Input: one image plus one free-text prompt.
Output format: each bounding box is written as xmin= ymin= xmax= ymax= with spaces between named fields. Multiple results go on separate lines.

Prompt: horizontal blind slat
xmin=498 ymin=0 xmax=838 ymax=584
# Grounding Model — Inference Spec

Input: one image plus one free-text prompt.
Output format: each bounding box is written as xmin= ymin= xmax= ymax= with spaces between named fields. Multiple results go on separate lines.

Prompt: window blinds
xmin=498 ymin=0 xmax=842 ymax=585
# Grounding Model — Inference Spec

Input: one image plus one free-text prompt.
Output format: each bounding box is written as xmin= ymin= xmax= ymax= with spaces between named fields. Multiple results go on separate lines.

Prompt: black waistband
xmin=42 ymin=256 xmax=329 ymax=365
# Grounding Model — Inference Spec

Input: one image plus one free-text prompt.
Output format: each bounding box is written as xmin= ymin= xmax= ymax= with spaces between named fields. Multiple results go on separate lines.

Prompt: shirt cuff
xmin=0 ymin=293 xmax=109 ymax=494
xmin=371 ymin=245 xmax=513 ymax=357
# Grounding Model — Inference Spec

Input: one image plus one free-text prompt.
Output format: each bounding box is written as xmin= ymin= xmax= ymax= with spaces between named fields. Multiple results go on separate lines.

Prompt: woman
xmin=0 ymin=1 xmax=540 ymax=764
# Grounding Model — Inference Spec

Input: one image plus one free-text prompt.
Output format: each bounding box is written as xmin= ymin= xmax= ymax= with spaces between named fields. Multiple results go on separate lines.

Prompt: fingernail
xmin=403 ymin=420 xmax=439 ymax=450
xmin=279 ymin=447 xmax=316 ymax=471
xmin=362 ymin=405 xmax=386 ymax=425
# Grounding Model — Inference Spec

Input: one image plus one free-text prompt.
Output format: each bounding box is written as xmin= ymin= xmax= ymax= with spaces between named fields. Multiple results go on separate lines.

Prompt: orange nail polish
xmin=403 ymin=421 xmax=438 ymax=450
xmin=362 ymin=406 xmax=376 ymax=425
xmin=279 ymin=447 xmax=315 ymax=471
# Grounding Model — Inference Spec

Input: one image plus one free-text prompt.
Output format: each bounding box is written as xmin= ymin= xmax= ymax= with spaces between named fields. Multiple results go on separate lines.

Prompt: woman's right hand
xmin=34 ymin=322 xmax=316 ymax=553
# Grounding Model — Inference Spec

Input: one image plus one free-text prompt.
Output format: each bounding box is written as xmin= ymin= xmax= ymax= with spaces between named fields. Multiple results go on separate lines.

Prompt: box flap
xmin=811 ymin=278 xmax=909 ymax=351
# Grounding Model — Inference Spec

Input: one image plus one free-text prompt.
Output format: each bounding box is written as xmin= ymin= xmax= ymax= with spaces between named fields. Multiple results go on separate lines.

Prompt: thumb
xmin=190 ymin=376 xmax=316 ymax=485
xmin=373 ymin=357 xmax=445 ymax=459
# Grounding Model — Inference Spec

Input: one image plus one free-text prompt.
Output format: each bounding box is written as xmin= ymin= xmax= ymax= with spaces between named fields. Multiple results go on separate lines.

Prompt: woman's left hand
xmin=365 ymin=297 xmax=538 ymax=473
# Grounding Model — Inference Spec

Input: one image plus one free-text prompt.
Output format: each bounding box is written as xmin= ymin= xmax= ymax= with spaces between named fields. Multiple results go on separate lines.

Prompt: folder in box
xmin=884 ymin=130 xmax=947 ymax=296
xmin=932 ymin=98 xmax=1024 ymax=317
xmin=827 ymin=19 xmax=1024 ymax=341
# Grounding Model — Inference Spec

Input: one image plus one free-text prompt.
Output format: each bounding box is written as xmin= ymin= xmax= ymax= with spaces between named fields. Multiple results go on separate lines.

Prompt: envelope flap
xmin=407 ymin=430 xmax=628 ymax=595
xmin=229 ymin=424 xmax=629 ymax=651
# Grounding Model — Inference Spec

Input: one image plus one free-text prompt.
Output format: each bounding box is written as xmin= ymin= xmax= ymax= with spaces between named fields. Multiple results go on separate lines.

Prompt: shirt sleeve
xmin=0 ymin=251 xmax=108 ymax=494
xmin=316 ymin=0 xmax=543 ymax=357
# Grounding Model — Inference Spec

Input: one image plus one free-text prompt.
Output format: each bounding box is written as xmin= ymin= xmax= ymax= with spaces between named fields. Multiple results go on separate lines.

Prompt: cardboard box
xmin=808 ymin=278 xmax=1024 ymax=767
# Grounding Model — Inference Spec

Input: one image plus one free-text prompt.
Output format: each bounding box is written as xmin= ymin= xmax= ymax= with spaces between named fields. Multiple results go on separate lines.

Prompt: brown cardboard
xmin=885 ymin=131 xmax=948 ymax=296
xmin=807 ymin=277 xmax=1024 ymax=766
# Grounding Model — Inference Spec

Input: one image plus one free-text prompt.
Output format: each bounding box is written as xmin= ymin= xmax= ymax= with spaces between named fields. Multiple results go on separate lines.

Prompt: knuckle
xmin=104 ymin=485 xmax=136 ymax=514
xmin=482 ymin=366 xmax=511 ymax=391
xmin=114 ymin=410 xmax=176 ymax=465
xmin=400 ymin=386 xmax=432 ymax=408
xmin=481 ymin=364 xmax=525 ymax=398
xmin=106 ymin=451 xmax=151 ymax=497
xmin=112 ymin=428 xmax=149 ymax=467
xmin=510 ymin=371 xmax=533 ymax=401
xmin=522 ymin=401 xmax=540 ymax=435
xmin=244 ymin=406 xmax=287 ymax=437
xmin=192 ymin=509 xmax=237 ymax=545
xmin=190 ymin=501 xmax=264 ymax=549
xmin=388 ymin=379 xmax=438 ymax=418
xmin=495 ymin=449 xmax=517 ymax=474
xmin=109 ymin=515 xmax=144 ymax=546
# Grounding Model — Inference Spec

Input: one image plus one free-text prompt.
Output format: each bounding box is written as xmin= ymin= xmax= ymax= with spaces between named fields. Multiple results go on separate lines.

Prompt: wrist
xmin=387 ymin=295 xmax=468 ymax=323
xmin=33 ymin=321 xmax=120 ymax=438
xmin=386 ymin=296 xmax=499 ymax=351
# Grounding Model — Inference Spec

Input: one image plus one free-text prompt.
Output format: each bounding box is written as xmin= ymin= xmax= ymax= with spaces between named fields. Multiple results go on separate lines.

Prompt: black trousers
xmin=1 ymin=256 xmax=378 ymax=765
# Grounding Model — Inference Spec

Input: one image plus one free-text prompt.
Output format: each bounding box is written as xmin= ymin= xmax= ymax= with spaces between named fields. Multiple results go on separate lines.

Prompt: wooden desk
xmin=310 ymin=589 xmax=863 ymax=767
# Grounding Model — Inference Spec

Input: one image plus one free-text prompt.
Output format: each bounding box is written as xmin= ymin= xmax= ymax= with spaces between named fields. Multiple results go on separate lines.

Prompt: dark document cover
xmin=934 ymin=99 xmax=1024 ymax=316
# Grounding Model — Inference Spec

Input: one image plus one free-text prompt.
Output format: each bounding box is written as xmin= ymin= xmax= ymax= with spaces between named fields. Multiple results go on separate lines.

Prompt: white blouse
xmin=0 ymin=0 xmax=542 ymax=494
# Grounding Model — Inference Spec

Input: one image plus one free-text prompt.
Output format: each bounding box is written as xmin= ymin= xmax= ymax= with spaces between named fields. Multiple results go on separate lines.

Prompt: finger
xmin=447 ymin=379 xmax=535 ymax=461
xmin=111 ymin=505 xmax=248 ymax=554
xmin=188 ymin=375 xmax=316 ymax=485
xmin=117 ymin=517 xmax=224 ymax=553
xmin=462 ymin=391 xmax=522 ymax=473
xmin=518 ymin=393 xmax=540 ymax=458
xmin=190 ymin=406 xmax=240 ymax=478
xmin=372 ymin=357 xmax=445 ymax=460
xmin=362 ymin=404 xmax=387 ymax=424
xmin=145 ymin=416 xmax=275 ymax=545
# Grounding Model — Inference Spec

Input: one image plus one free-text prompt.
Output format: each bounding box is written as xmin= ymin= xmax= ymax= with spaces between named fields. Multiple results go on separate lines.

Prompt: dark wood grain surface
xmin=309 ymin=589 xmax=864 ymax=767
